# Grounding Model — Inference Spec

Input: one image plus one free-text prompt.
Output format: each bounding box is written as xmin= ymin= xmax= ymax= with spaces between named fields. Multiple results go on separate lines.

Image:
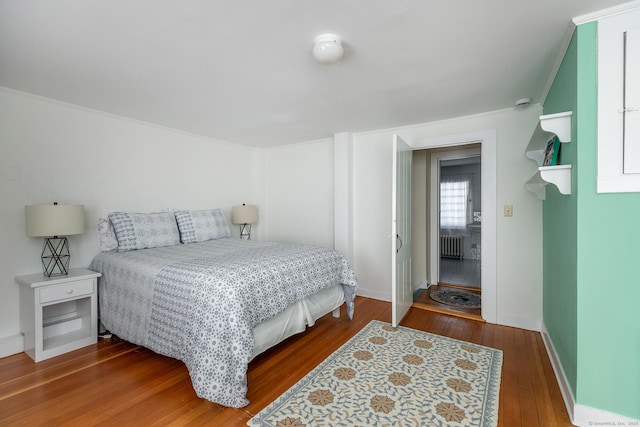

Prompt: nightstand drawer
xmin=39 ymin=279 xmax=94 ymax=304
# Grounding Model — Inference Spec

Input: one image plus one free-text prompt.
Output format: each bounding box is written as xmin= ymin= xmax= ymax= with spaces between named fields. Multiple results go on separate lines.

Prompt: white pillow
xmin=97 ymin=217 xmax=118 ymax=252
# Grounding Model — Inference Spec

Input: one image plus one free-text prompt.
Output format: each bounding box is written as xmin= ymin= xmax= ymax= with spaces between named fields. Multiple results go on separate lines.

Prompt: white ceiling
xmin=0 ymin=0 xmax=631 ymax=147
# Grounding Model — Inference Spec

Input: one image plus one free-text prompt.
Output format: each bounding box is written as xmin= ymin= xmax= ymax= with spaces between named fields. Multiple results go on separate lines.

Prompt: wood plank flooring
xmin=413 ymin=283 xmax=483 ymax=321
xmin=0 ymin=296 xmax=573 ymax=426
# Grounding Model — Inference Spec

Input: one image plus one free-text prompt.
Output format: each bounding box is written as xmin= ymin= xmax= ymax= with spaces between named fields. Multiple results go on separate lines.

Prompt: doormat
xmin=430 ymin=288 xmax=481 ymax=309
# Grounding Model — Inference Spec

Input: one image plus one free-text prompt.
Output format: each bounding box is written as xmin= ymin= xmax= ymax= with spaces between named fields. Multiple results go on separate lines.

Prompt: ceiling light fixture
xmin=312 ymin=33 xmax=344 ymax=64
xmin=515 ymin=97 xmax=532 ymax=107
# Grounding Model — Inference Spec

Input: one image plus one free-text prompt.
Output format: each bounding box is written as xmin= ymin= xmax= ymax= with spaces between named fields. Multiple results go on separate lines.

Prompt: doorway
xmin=438 ymin=155 xmax=482 ymax=289
xmin=412 ymin=145 xmax=483 ymax=320
xmin=389 ymin=129 xmax=497 ymax=324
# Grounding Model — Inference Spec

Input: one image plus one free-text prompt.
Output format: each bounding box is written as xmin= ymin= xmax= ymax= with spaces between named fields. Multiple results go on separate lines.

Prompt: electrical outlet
xmin=504 ymin=205 xmax=513 ymax=217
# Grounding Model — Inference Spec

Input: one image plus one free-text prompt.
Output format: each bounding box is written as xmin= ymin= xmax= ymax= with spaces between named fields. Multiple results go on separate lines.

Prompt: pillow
xmin=174 ymin=208 xmax=231 ymax=243
xmin=108 ymin=211 xmax=181 ymax=252
xmin=97 ymin=217 xmax=118 ymax=252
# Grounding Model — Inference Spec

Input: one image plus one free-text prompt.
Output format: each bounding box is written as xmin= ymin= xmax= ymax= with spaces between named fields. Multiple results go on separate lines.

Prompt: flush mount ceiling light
xmin=312 ymin=33 xmax=344 ymax=64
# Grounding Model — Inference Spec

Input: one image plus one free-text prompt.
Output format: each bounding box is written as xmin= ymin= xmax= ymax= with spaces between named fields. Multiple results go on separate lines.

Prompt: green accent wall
xmin=543 ymin=22 xmax=640 ymax=420
xmin=543 ymin=25 xmax=579 ymax=398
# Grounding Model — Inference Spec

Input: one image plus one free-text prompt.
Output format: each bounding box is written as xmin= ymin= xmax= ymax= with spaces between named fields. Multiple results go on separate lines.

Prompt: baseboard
xmin=0 ymin=333 xmax=24 ymax=359
xmin=540 ymin=321 xmax=576 ymax=425
xmin=574 ymin=404 xmax=640 ymax=426
xmin=412 ymin=281 xmax=429 ymax=299
xmin=356 ymin=288 xmax=390 ymax=302
xmin=417 ymin=280 xmax=429 ymax=289
xmin=496 ymin=313 xmax=541 ymax=332
xmin=540 ymin=322 xmax=640 ymax=426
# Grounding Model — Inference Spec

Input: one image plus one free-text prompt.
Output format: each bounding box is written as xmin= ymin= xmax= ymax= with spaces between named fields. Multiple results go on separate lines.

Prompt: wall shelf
xmin=526 ymin=164 xmax=572 ymax=200
xmin=525 ymin=111 xmax=573 ymax=199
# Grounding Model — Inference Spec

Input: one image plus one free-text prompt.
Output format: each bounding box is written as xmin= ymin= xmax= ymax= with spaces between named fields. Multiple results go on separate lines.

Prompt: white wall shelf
xmin=525 ymin=111 xmax=573 ymax=200
xmin=526 ymin=164 xmax=573 ymax=200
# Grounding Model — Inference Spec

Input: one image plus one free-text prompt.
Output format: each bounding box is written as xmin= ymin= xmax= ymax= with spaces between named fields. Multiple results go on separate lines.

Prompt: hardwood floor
xmin=0 ymin=296 xmax=573 ymax=426
xmin=413 ymin=283 xmax=483 ymax=321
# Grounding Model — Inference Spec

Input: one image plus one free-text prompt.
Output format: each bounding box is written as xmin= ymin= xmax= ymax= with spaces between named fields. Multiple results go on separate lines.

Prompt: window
xmin=440 ymin=175 xmax=470 ymax=228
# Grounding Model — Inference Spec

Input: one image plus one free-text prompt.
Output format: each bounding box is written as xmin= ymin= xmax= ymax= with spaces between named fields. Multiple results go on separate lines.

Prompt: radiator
xmin=440 ymin=235 xmax=464 ymax=260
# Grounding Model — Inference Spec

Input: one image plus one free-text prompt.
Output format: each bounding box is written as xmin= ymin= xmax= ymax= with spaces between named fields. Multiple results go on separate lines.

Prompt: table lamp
xmin=231 ymin=204 xmax=258 ymax=240
xmin=25 ymin=202 xmax=85 ymax=276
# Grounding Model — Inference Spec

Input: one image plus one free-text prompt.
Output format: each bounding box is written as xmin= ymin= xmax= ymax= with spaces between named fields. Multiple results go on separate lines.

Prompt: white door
xmin=392 ymin=135 xmax=413 ymax=327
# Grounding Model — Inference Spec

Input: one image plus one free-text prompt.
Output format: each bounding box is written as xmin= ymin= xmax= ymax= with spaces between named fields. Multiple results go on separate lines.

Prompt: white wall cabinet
xmin=16 ymin=269 xmax=100 ymax=362
xmin=597 ymin=8 xmax=640 ymax=193
xmin=525 ymin=112 xmax=573 ymax=200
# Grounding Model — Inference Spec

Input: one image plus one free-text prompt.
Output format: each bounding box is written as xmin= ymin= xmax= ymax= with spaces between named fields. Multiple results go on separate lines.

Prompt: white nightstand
xmin=16 ymin=268 xmax=101 ymax=362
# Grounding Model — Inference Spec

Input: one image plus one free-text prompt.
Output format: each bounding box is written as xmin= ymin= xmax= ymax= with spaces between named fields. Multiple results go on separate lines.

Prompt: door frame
xmin=414 ymin=130 xmax=497 ymax=324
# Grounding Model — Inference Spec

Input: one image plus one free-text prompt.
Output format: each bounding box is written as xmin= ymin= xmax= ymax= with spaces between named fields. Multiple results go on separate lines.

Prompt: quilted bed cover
xmin=90 ymin=238 xmax=358 ymax=407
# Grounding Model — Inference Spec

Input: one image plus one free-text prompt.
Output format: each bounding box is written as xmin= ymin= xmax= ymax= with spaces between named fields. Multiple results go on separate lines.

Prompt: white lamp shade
xmin=25 ymin=204 xmax=85 ymax=237
xmin=232 ymin=204 xmax=258 ymax=224
xmin=312 ymin=33 xmax=344 ymax=64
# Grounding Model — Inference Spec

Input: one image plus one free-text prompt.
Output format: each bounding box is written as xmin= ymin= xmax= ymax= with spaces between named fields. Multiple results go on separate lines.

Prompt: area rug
xmin=248 ymin=320 xmax=502 ymax=427
xmin=430 ymin=288 xmax=481 ymax=309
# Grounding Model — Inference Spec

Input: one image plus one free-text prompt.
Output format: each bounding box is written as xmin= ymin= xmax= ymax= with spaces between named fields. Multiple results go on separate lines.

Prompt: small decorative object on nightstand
xmin=16 ymin=268 xmax=100 ymax=362
xmin=25 ymin=202 xmax=85 ymax=277
xmin=232 ymin=204 xmax=258 ymax=240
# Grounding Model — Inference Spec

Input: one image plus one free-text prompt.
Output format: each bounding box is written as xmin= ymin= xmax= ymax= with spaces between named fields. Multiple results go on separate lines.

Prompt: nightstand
xmin=16 ymin=268 xmax=101 ymax=362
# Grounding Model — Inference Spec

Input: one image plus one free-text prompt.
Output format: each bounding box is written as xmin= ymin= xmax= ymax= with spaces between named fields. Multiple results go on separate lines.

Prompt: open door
xmin=392 ymin=135 xmax=413 ymax=327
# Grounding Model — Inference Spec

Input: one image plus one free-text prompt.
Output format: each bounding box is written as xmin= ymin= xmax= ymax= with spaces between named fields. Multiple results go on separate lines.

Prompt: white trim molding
xmin=572 ymin=0 xmax=640 ymax=25
xmin=417 ymin=280 xmax=429 ymax=290
xmin=540 ymin=321 xmax=576 ymax=425
xmin=541 ymin=321 xmax=640 ymax=426
xmin=496 ymin=314 xmax=541 ymax=332
xmin=334 ymin=132 xmax=354 ymax=263
xmin=574 ymin=404 xmax=640 ymax=427
xmin=0 ymin=333 xmax=24 ymax=359
xmin=355 ymin=286 xmax=392 ymax=302
xmin=412 ymin=129 xmax=497 ymax=325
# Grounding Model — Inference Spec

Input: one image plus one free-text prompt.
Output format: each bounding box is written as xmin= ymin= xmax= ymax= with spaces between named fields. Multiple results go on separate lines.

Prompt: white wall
xmin=262 ymin=139 xmax=335 ymax=248
xmin=0 ymin=88 xmax=255 ymax=353
xmin=351 ymin=106 xmax=544 ymax=330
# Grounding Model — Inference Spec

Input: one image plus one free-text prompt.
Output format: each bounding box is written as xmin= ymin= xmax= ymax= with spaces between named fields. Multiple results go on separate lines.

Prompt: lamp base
xmin=239 ymin=224 xmax=252 ymax=240
xmin=41 ymin=237 xmax=70 ymax=277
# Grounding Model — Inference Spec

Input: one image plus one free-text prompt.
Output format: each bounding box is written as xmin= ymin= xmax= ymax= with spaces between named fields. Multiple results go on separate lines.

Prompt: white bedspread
xmin=90 ymin=238 xmax=358 ymax=407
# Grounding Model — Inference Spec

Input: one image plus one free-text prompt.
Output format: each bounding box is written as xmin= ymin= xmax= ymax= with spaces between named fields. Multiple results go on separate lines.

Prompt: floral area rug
xmin=430 ymin=289 xmax=482 ymax=309
xmin=248 ymin=320 xmax=502 ymax=427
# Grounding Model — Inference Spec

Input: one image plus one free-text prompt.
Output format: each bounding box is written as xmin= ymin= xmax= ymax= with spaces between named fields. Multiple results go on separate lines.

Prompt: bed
xmin=89 ymin=209 xmax=358 ymax=408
